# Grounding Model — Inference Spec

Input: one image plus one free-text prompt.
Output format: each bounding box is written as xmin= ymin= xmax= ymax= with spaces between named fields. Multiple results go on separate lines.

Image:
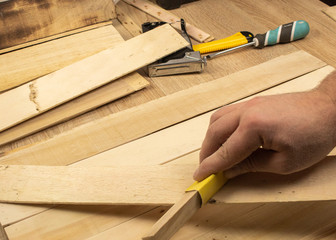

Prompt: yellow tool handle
xmin=193 ymin=31 xmax=253 ymax=54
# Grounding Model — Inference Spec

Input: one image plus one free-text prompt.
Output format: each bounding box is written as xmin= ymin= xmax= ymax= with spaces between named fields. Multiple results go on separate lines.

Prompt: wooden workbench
xmin=1 ymin=0 xmax=336 ymax=239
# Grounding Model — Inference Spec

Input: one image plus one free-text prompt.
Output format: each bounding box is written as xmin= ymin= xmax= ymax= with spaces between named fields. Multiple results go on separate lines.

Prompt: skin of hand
xmin=193 ymin=71 xmax=336 ymax=181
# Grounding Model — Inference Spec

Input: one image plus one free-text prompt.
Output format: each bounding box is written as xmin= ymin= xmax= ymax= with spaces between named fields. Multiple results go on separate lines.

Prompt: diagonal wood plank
xmin=0 ymin=73 xmax=149 ymax=146
xmin=0 ymin=24 xmax=188 ymax=132
xmin=0 ymin=23 xmax=125 ymax=92
xmin=0 ymin=51 xmax=326 ymax=166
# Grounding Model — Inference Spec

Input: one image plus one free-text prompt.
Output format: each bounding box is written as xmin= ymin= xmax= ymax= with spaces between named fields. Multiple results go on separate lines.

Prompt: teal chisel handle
xmin=254 ymin=20 xmax=310 ymax=48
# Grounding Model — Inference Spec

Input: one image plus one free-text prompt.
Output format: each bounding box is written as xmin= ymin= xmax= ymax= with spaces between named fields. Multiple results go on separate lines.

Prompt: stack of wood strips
xmin=2 ymin=0 xmax=336 ymax=239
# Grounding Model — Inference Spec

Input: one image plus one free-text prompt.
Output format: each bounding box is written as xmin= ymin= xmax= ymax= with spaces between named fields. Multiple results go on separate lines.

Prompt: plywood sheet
xmin=0 ymin=24 xmax=188 ymax=132
xmin=323 ymin=6 xmax=336 ymax=22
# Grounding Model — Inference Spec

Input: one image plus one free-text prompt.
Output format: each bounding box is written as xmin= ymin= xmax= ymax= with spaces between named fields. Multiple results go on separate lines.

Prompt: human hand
xmin=193 ymin=88 xmax=336 ymax=181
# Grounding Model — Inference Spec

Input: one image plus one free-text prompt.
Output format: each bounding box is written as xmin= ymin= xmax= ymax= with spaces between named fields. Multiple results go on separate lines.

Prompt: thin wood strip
xmin=323 ymin=6 xmax=336 ymax=22
xmin=0 ymin=21 xmax=114 ymax=55
xmin=0 ymin=24 xmax=188 ymax=132
xmin=0 ymin=222 xmax=8 ymax=240
xmin=0 ymin=24 xmax=125 ymax=92
xmin=0 ymin=164 xmax=196 ymax=205
xmin=1 ymin=155 xmax=336 ymax=205
xmin=0 ymin=51 xmax=326 ymax=166
xmin=1 ymin=65 xmax=332 ymax=227
xmin=122 ymin=0 xmax=214 ymax=42
xmin=0 ymin=73 xmax=149 ymax=146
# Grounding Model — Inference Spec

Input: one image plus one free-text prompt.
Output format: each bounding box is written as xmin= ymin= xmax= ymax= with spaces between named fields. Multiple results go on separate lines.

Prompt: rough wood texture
xmin=0 ymin=73 xmax=149 ymax=146
xmin=0 ymin=51 xmax=325 ymax=166
xmin=0 ymin=0 xmax=116 ymax=49
xmin=0 ymin=24 xmax=188 ymax=132
xmin=0 ymin=164 xmax=195 ymax=205
xmin=0 ymin=23 xmax=125 ymax=92
xmin=143 ymin=191 xmax=201 ymax=240
xmin=2 ymin=155 xmax=336 ymax=205
xmin=1 ymin=64 xmax=333 ymax=230
xmin=123 ymin=0 xmax=214 ymax=42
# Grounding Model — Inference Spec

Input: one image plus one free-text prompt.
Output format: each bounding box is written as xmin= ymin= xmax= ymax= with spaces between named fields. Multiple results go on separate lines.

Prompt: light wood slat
xmin=0 ymin=24 xmax=188 ymax=132
xmin=323 ymin=6 xmax=336 ymax=22
xmin=122 ymin=0 xmax=214 ymax=42
xmin=0 ymin=0 xmax=116 ymax=49
xmin=0 ymin=164 xmax=196 ymax=205
xmin=0 ymin=222 xmax=8 ymax=240
xmin=0 ymin=73 xmax=149 ymax=146
xmin=0 ymin=51 xmax=325 ymax=166
xmin=86 ymin=202 xmax=336 ymax=240
xmin=2 ymin=64 xmax=334 ymax=238
xmin=1 ymin=154 xmax=336 ymax=205
xmin=0 ymin=24 xmax=124 ymax=92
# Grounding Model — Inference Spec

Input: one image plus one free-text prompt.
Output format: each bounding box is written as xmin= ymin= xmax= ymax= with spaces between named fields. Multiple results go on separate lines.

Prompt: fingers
xmin=199 ymin=109 xmax=240 ymax=161
xmin=194 ymin=125 xmax=262 ymax=181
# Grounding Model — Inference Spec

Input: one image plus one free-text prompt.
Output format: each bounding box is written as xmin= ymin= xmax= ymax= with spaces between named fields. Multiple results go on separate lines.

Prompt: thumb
xmin=193 ymin=126 xmax=262 ymax=181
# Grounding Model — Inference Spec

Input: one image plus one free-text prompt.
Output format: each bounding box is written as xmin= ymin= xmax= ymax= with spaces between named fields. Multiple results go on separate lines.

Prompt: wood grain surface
xmin=0 ymin=0 xmax=116 ymax=49
xmin=0 ymin=23 xmax=124 ymax=92
xmin=0 ymin=51 xmax=324 ymax=166
xmin=0 ymin=24 xmax=188 ymax=132
xmin=3 ymin=0 xmax=336 ymax=239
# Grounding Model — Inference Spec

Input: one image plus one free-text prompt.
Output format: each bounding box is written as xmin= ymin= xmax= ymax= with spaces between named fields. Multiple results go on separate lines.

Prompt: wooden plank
xmin=2 ymin=65 xmax=334 ymax=237
xmin=0 ymin=164 xmax=196 ymax=205
xmin=0 ymin=51 xmax=325 ymax=166
xmin=0 ymin=222 xmax=8 ymax=240
xmin=323 ymin=6 xmax=336 ymax=22
xmin=0 ymin=0 xmax=116 ymax=49
xmin=123 ymin=0 xmax=214 ymax=42
xmin=2 ymin=154 xmax=336 ymax=205
xmin=0 ymin=73 xmax=149 ymax=146
xmin=0 ymin=23 xmax=125 ymax=92
xmin=0 ymin=24 xmax=188 ymax=132
xmin=143 ymin=191 xmax=201 ymax=240
xmin=88 ymin=202 xmax=336 ymax=240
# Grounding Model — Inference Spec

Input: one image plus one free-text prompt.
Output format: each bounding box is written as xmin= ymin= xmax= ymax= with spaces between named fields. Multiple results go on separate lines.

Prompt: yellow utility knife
xmin=193 ymin=31 xmax=254 ymax=54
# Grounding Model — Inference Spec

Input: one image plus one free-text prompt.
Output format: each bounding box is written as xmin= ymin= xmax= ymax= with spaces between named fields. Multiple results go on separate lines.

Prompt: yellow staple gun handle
xmin=193 ymin=31 xmax=254 ymax=54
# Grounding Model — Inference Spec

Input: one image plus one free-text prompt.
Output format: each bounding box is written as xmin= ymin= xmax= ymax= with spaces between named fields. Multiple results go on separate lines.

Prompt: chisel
xmin=207 ymin=20 xmax=310 ymax=59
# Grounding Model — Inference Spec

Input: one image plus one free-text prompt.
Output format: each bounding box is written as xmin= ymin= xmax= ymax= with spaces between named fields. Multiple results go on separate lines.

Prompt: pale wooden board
xmin=2 ymin=65 xmax=334 ymax=238
xmin=0 ymin=164 xmax=196 ymax=205
xmin=0 ymin=24 xmax=125 ymax=92
xmin=0 ymin=222 xmax=8 ymax=240
xmin=85 ymin=202 xmax=336 ymax=240
xmin=323 ymin=6 xmax=336 ymax=22
xmin=123 ymin=0 xmax=214 ymax=42
xmin=0 ymin=64 xmax=333 ymax=227
xmin=2 ymin=154 xmax=336 ymax=205
xmin=0 ymin=0 xmax=116 ymax=49
xmin=0 ymin=73 xmax=149 ymax=146
xmin=0 ymin=24 xmax=188 ymax=132
xmin=0 ymin=51 xmax=325 ymax=166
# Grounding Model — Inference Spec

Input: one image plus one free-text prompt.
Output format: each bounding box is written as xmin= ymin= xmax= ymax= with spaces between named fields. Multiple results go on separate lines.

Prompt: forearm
xmin=315 ymin=70 xmax=336 ymax=105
